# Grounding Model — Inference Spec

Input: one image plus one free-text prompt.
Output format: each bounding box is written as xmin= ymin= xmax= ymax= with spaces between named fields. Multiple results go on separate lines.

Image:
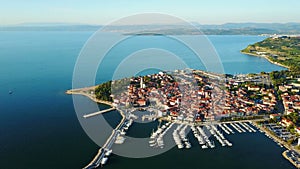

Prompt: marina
xmin=73 ymin=112 xmax=298 ymax=169
xmin=83 ymin=112 xmax=133 ymax=169
xmin=230 ymin=123 xmax=243 ymax=133
xmin=150 ymin=121 xmax=260 ymax=150
xmin=82 ymin=107 xmax=268 ymax=168
xmin=172 ymin=124 xmax=192 ymax=149
xmin=149 ymin=122 xmax=174 ymax=148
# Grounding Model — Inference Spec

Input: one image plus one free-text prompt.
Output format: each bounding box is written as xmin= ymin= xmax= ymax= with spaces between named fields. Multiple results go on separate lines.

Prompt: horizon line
xmin=1 ymin=21 xmax=300 ymax=27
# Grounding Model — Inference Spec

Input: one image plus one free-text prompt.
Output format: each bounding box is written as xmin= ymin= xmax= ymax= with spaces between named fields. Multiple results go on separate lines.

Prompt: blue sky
xmin=1 ymin=0 xmax=300 ymax=25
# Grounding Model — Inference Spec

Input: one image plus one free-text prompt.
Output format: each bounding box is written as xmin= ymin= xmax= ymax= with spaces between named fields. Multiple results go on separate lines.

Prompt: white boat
xmin=120 ymin=131 xmax=126 ymax=135
xmin=208 ymin=140 xmax=215 ymax=148
xmin=115 ymin=136 xmax=125 ymax=144
xmin=150 ymin=143 xmax=156 ymax=147
xmin=177 ymin=144 xmax=184 ymax=149
xmin=150 ymin=132 xmax=158 ymax=139
xmin=201 ymin=144 xmax=208 ymax=149
xmin=105 ymin=149 xmax=112 ymax=156
xmin=101 ymin=157 xmax=108 ymax=165
xmin=225 ymin=140 xmax=232 ymax=146
xmin=185 ymin=142 xmax=192 ymax=149
xmin=149 ymin=140 xmax=155 ymax=144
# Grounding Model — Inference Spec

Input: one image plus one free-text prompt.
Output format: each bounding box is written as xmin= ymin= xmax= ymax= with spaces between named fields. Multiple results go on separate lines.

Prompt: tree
xmin=95 ymin=81 xmax=113 ymax=101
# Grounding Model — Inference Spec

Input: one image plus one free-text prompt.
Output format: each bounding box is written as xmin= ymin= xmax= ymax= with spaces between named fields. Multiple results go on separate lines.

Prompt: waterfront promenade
xmin=252 ymin=122 xmax=296 ymax=151
xmin=282 ymin=150 xmax=300 ymax=169
xmin=252 ymin=121 xmax=300 ymax=168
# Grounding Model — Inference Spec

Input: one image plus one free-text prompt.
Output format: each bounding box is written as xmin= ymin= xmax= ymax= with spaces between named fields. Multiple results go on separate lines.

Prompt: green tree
xmin=95 ymin=81 xmax=113 ymax=101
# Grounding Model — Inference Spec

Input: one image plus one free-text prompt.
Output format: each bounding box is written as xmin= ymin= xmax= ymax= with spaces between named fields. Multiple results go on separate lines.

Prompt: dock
xmin=83 ymin=109 xmax=128 ymax=169
xmin=82 ymin=127 xmax=121 ymax=169
xmin=82 ymin=125 xmax=125 ymax=169
xmin=83 ymin=107 xmax=116 ymax=118
xmin=282 ymin=150 xmax=300 ymax=169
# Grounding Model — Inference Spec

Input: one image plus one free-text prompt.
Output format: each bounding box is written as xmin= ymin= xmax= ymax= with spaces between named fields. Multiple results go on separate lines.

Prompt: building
xmin=140 ymin=77 xmax=145 ymax=88
xmin=296 ymin=127 xmax=300 ymax=135
xmin=280 ymin=118 xmax=294 ymax=127
xmin=270 ymin=114 xmax=281 ymax=120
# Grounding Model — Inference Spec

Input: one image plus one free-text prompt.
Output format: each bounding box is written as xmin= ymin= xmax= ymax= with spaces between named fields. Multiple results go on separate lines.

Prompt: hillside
xmin=242 ymin=36 xmax=300 ymax=73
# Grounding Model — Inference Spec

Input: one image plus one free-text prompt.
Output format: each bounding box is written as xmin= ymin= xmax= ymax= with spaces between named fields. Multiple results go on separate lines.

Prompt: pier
xmin=82 ymin=129 xmax=122 ymax=169
xmin=82 ymin=122 xmax=128 ymax=169
xmin=83 ymin=107 xmax=116 ymax=118
xmin=83 ymin=109 xmax=128 ymax=169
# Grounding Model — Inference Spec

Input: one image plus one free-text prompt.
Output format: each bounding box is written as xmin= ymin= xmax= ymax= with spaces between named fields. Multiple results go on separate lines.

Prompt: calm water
xmin=0 ymin=31 xmax=292 ymax=169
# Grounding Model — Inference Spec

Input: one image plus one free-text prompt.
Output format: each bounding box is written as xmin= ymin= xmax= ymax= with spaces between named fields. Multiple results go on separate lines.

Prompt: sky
xmin=1 ymin=0 xmax=300 ymax=25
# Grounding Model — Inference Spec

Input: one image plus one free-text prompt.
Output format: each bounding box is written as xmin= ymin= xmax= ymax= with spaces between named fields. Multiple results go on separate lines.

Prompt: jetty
xmin=82 ymin=116 xmax=131 ymax=169
xmin=82 ymin=129 xmax=120 ymax=169
xmin=83 ymin=107 xmax=116 ymax=118
xmin=282 ymin=150 xmax=300 ymax=169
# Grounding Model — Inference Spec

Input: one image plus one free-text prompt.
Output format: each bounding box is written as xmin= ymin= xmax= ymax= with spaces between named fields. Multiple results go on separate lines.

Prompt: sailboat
xmin=201 ymin=143 xmax=208 ymax=149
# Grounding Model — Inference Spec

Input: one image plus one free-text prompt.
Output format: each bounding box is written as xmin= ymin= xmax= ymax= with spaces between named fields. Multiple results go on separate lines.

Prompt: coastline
xmin=66 ymin=86 xmax=114 ymax=107
xmin=252 ymin=122 xmax=290 ymax=150
xmin=241 ymin=51 xmax=290 ymax=69
xmin=282 ymin=150 xmax=300 ymax=169
xmin=66 ymin=86 xmax=126 ymax=169
xmin=253 ymin=122 xmax=300 ymax=168
xmin=66 ymin=86 xmax=126 ymax=126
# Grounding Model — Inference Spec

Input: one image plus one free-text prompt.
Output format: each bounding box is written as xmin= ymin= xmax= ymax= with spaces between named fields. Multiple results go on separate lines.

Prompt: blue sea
xmin=0 ymin=31 xmax=293 ymax=169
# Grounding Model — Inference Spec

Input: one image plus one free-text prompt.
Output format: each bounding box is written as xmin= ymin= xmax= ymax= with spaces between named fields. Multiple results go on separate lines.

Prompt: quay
xmin=252 ymin=122 xmax=290 ymax=150
xmin=83 ymin=107 xmax=116 ymax=118
xmin=252 ymin=122 xmax=300 ymax=168
xmin=282 ymin=150 xmax=300 ymax=169
xmin=82 ymin=129 xmax=119 ymax=169
xmin=83 ymin=109 xmax=128 ymax=169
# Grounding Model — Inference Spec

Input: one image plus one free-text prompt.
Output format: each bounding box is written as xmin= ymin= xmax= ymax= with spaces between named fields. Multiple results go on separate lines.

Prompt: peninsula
xmin=67 ymin=36 xmax=300 ymax=168
xmin=67 ymin=68 xmax=300 ymax=168
xmin=241 ymin=35 xmax=300 ymax=73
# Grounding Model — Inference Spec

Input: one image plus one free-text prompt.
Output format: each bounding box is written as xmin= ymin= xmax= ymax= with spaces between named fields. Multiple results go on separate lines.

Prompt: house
xmin=280 ymin=118 xmax=294 ymax=127
xmin=296 ymin=127 xmax=300 ymax=135
xmin=113 ymin=99 xmax=120 ymax=104
xmin=137 ymin=99 xmax=146 ymax=106
xmin=269 ymin=113 xmax=281 ymax=120
xmin=292 ymin=83 xmax=300 ymax=88
xmin=248 ymin=86 xmax=260 ymax=91
xmin=285 ymin=85 xmax=293 ymax=89
xmin=286 ymin=109 xmax=295 ymax=115
xmin=294 ymin=104 xmax=300 ymax=110
xmin=170 ymin=111 xmax=179 ymax=117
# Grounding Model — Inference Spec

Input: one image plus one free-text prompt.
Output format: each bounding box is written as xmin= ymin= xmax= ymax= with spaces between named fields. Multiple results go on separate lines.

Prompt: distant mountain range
xmin=1 ymin=22 xmax=300 ymax=35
